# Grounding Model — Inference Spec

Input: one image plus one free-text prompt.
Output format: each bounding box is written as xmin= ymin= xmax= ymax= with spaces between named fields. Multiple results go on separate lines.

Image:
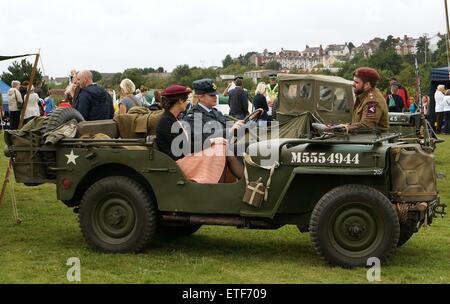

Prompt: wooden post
xmin=0 ymin=52 xmax=40 ymax=206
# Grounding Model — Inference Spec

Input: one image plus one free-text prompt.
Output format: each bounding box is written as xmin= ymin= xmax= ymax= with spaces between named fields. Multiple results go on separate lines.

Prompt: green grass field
xmin=0 ymin=134 xmax=449 ymax=284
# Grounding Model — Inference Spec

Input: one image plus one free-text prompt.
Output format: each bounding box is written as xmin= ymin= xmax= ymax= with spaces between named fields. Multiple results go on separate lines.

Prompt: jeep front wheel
xmin=79 ymin=176 xmax=157 ymax=253
xmin=309 ymin=185 xmax=400 ymax=268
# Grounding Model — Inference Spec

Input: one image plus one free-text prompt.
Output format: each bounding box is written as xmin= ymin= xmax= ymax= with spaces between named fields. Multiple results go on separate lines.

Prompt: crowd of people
xmin=385 ymin=77 xmax=430 ymax=115
xmin=2 ymin=80 xmax=55 ymax=129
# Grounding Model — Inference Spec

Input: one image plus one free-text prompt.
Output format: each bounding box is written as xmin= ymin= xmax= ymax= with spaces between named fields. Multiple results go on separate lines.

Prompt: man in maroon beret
xmin=346 ymin=67 xmax=389 ymax=132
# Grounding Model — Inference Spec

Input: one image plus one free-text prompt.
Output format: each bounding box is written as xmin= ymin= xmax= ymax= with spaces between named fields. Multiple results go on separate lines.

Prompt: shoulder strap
xmin=243 ymin=153 xmax=279 ymax=202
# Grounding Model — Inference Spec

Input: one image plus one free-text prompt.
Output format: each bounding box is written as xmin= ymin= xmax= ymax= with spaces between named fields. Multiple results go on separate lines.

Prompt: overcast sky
xmin=0 ymin=0 xmax=448 ymax=77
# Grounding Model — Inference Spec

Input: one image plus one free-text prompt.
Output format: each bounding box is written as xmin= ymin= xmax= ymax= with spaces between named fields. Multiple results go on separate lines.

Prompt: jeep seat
xmin=77 ymin=120 xmax=119 ymax=139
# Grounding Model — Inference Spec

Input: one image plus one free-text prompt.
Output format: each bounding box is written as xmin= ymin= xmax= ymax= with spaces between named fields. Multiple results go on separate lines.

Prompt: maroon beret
xmin=353 ymin=67 xmax=380 ymax=83
xmin=161 ymin=85 xmax=191 ymax=97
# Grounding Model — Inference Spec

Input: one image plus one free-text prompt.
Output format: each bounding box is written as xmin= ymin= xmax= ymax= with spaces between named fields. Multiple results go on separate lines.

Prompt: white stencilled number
xmin=292 ymin=152 xmax=360 ymax=165
xmin=310 ymin=153 xmax=318 ymax=164
xmin=335 ymin=153 xmax=344 ymax=164
xmin=343 ymin=154 xmax=351 ymax=164
xmin=352 ymin=154 xmax=360 ymax=165
xmin=327 ymin=154 xmax=335 ymax=164
xmin=318 ymin=153 xmax=326 ymax=164
xmin=302 ymin=152 xmax=310 ymax=163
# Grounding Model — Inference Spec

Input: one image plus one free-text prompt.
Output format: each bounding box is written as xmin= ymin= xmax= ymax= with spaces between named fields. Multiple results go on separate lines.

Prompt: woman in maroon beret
xmin=156 ymin=84 xmax=243 ymax=183
xmin=156 ymin=85 xmax=192 ymax=160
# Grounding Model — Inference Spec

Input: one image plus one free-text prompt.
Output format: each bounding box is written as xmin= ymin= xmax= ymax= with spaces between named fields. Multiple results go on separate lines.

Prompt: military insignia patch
xmin=367 ymin=102 xmax=377 ymax=118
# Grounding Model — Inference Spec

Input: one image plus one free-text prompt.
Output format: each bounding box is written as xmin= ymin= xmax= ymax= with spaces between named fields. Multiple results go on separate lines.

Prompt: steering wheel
xmin=229 ymin=109 xmax=265 ymax=145
xmin=244 ymin=109 xmax=264 ymax=124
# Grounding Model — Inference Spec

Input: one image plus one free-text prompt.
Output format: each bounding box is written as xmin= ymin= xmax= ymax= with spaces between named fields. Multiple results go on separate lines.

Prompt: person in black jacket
xmin=74 ymin=70 xmax=114 ymax=121
xmin=156 ymin=85 xmax=192 ymax=160
xmin=228 ymin=78 xmax=249 ymax=120
xmin=253 ymin=82 xmax=269 ymax=123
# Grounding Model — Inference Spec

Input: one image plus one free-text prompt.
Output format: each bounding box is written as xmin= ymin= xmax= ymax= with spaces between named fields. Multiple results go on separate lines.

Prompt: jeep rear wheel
xmin=79 ymin=176 xmax=157 ymax=253
xmin=309 ymin=185 xmax=399 ymax=268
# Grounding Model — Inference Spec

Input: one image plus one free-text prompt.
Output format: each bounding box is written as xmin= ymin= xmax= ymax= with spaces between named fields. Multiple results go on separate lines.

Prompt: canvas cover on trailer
xmin=276 ymin=74 xmax=354 ymax=126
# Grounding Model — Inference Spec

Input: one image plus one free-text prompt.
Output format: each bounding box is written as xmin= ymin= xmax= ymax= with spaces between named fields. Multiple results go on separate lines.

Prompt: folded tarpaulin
xmin=0 ymin=54 xmax=37 ymax=62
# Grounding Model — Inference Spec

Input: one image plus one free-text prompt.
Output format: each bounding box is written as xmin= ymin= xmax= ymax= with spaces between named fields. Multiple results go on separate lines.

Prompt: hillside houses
xmin=248 ymin=34 xmax=436 ymax=72
xmin=395 ymin=35 xmax=420 ymax=56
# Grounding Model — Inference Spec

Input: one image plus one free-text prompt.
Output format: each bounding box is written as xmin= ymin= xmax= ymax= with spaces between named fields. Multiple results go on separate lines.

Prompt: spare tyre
xmin=44 ymin=107 xmax=85 ymax=133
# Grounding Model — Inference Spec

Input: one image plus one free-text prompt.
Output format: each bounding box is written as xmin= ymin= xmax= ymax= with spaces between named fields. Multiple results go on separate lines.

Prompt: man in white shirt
xmin=443 ymin=90 xmax=450 ymax=135
xmin=434 ymin=85 xmax=446 ymax=133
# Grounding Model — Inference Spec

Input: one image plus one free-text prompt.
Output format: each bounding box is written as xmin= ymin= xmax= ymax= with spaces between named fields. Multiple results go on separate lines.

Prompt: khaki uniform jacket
xmin=350 ymin=88 xmax=389 ymax=132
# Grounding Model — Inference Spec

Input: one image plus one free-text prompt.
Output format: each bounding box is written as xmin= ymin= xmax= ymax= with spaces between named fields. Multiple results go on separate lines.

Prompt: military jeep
xmin=3 ymin=103 xmax=446 ymax=268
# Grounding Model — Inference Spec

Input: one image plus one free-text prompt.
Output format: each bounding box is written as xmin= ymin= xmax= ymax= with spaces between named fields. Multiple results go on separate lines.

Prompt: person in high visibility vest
xmin=266 ymin=74 xmax=278 ymax=119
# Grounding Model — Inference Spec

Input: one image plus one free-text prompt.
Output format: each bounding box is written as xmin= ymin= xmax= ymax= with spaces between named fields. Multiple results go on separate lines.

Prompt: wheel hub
xmin=344 ymin=219 xmax=367 ymax=240
xmin=94 ymin=197 xmax=137 ymax=241
xmin=331 ymin=205 xmax=381 ymax=254
xmin=107 ymin=207 xmax=127 ymax=227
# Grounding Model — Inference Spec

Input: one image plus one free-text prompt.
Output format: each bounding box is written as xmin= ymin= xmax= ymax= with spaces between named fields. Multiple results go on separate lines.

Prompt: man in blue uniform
xmin=183 ymin=79 xmax=244 ymax=153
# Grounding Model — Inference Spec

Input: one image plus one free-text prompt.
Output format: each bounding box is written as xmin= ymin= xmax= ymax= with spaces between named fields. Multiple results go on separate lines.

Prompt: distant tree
xmin=379 ymin=35 xmax=399 ymax=51
xmin=432 ymin=35 xmax=448 ymax=67
xmin=156 ymin=67 xmax=165 ymax=73
xmin=122 ymin=68 xmax=145 ymax=88
xmin=348 ymin=42 xmax=356 ymax=54
xmin=0 ymin=59 xmax=43 ymax=86
xmin=264 ymin=60 xmax=282 ymax=71
xmin=142 ymin=67 xmax=156 ymax=74
xmin=91 ymin=70 xmax=103 ymax=83
xmin=222 ymin=55 xmax=233 ymax=68
xmin=368 ymin=49 xmax=403 ymax=75
xmin=415 ymin=36 xmax=431 ymax=65
xmin=111 ymin=73 xmax=123 ymax=86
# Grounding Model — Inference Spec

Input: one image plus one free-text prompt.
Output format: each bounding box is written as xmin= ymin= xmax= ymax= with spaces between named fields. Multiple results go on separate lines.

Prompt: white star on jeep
xmin=65 ymin=150 xmax=79 ymax=165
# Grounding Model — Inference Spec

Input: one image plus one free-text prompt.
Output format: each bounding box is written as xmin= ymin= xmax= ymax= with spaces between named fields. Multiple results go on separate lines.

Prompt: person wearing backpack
xmin=386 ymin=84 xmax=403 ymax=113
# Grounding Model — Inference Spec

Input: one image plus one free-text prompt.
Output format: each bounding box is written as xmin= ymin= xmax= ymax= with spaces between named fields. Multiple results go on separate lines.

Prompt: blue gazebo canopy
xmin=0 ymin=79 xmax=10 ymax=112
xmin=0 ymin=79 xmax=10 ymax=94
xmin=431 ymin=67 xmax=450 ymax=82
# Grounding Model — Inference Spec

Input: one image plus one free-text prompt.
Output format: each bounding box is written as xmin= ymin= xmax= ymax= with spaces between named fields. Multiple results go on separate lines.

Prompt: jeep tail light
xmin=63 ymin=178 xmax=71 ymax=189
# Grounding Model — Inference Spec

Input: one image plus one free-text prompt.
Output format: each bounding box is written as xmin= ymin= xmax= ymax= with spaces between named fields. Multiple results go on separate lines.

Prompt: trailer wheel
xmin=79 ymin=176 xmax=157 ymax=253
xmin=309 ymin=185 xmax=399 ymax=268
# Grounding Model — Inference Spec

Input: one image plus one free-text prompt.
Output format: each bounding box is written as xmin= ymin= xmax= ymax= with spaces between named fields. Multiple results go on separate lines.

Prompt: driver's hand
xmin=230 ymin=120 xmax=245 ymax=133
xmin=210 ymin=137 xmax=228 ymax=146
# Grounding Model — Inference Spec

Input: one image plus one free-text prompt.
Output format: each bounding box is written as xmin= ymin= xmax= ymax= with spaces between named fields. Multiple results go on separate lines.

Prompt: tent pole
xmin=445 ymin=0 xmax=450 ymax=71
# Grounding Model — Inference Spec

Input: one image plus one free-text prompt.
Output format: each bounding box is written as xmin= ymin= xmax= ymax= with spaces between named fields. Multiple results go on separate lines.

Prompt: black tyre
xmin=44 ymin=107 xmax=84 ymax=133
xmin=309 ymin=185 xmax=400 ymax=268
xmin=79 ymin=176 xmax=158 ymax=253
xmin=157 ymin=223 xmax=202 ymax=239
xmin=397 ymin=218 xmax=419 ymax=247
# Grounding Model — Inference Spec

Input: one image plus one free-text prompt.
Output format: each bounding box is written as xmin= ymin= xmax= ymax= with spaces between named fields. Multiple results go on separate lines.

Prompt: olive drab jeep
xmin=3 ymin=99 xmax=446 ymax=268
